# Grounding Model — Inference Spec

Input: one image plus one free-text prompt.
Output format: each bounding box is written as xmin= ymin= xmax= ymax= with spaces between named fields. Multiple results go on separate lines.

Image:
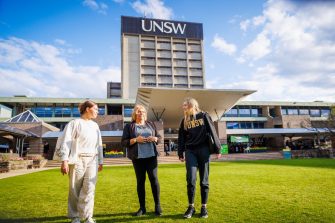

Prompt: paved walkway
xmin=0 ymin=167 xmax=55 ymax=180
xmin=1 ymin=152 xmax=283 ymax=179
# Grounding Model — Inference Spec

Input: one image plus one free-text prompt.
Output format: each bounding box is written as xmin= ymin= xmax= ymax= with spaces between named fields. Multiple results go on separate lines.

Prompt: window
xmin=32 ymin=107 xmax=53 ymax=117
xmin=240 ymin=122 xmax=252 ymax=129
xmin=226 ymin=122 xmax=239 ymax=129
xmin=238 ymin=107 xmax=251 ymax=117
xmin=124 ymin=106 xmax=133 ymax=117
xmin=310 ymin=109 xmax=320 ymax=117
xmin=72 ymin=107 xmax=80 ymax=117
xmin=299 ymin=109 xmax=309 ymax=115
xmin=251 ymin=108 xmax=262 ymax=117
xmin=321 ymin=109 xmax=330 ymax=117
xmin=281 ymin=108 xmax=287 ymax=115
xmin=224 ymin=108 xmax=238 ymax=117
xmin=98 ymin=107 xmax=105 ymax=115
xmin=287 ymin=108 xmax=298 ymax=115
xmin=253 ymin=122 xmax=265 ymax=129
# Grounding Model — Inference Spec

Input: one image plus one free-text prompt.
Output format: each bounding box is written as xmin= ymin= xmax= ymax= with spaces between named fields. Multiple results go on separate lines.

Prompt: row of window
xmin=226 ymin=121 xmax=265 ymax=129
xmin=30 ymin=107 xmax=105 ymax=117
xmin=224 ymin=107 xmax=262 ymax=117
xmin=281 ymin=107 xmax=330 ymax=117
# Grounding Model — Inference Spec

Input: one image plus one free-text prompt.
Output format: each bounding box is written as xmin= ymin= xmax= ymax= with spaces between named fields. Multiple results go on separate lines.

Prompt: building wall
xmin=94 ymin=115 xmax=123 ymax=131
xmin=282 ymin=115 xmax=311 ymax=128
xmin=122 ymin=35 xmax=140 ymax=99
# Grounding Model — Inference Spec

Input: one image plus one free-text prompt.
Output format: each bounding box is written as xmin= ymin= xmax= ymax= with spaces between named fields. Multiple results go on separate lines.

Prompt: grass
xmin=0 ymin=159 xmax=334 ymax=223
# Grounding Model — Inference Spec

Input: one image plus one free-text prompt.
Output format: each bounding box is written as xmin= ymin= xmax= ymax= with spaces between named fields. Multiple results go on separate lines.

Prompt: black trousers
xmin=185 ymin=146 xmax=210 ymax=204
xmin=132 ymin=156 xmax=160 ymax=209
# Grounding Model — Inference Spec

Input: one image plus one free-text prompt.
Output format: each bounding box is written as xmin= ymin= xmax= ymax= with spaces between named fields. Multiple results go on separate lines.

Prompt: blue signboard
xmin=121 ymin=16 xmax=203 ymax=40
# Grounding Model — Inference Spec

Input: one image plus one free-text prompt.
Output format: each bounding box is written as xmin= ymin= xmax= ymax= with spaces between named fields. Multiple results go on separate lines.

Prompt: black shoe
xmin=155 ymin=205 xmax=162 ymax=216
xmin=200 ymin=207 xmax=208 ymax=218
xmin=183 ymin=206 xmax=195 ymax=218
xmin=134 ymin=207 xmax=146 ymax=216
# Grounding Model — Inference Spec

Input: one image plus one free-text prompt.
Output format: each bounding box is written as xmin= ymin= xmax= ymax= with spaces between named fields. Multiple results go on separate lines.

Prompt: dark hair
xmin=78 ymin=100 xmax=97 ymax=115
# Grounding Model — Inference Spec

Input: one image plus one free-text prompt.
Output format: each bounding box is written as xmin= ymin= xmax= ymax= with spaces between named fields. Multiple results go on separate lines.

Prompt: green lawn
xmin=0 ymin=159 xmax=334 ymax=223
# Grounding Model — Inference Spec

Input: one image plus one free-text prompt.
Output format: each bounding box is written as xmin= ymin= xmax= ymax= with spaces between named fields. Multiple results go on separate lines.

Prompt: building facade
xmin=121 ymin=16 xmax=205 ymax=99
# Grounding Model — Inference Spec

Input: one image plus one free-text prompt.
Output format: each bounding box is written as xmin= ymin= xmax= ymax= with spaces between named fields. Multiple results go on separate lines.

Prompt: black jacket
xmin=121 ymin=121 xmax=162 ymax=160
xmin=178 ymin=112 xmax=221 ymax=158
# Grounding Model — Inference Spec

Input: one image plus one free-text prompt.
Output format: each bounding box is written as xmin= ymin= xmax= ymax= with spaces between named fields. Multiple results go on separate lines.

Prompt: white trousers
xmin=68 ymin=155 xmax=98 ymax=219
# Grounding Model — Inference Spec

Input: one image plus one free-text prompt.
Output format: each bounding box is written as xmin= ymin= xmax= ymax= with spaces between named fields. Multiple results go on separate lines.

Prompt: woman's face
xmin=135 ymin=107 xmax=146 ymax=121
xmin=86 ymin=105 xmax=98 ymax=119
xmin=182 ymin=102 xmax=191 ymax=113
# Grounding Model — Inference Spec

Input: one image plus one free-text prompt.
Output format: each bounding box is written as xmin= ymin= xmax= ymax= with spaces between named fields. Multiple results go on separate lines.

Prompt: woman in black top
xmin=178 ymin=97 xmax=221 ymax=219
xmin=121 ymin=104 xmax=162 ymax=216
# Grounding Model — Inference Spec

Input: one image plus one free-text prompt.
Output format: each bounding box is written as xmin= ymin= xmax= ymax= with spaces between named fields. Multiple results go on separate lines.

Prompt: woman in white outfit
xmin=58 ymin=100 xmax=103 ymax=223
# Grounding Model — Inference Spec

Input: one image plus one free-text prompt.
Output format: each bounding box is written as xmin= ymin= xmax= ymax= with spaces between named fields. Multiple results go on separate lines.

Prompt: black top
xmin=178 ymin=112 xmax=221 ymax=158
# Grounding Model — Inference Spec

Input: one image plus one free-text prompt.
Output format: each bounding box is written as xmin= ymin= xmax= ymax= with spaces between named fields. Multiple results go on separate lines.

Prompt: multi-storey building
xmin=121 ymin=16 xmax=205 ymax=99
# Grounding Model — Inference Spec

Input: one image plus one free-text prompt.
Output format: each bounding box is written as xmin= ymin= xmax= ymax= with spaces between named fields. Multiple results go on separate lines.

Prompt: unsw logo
xmin=141 ymin=19 xmax=187 ymax=35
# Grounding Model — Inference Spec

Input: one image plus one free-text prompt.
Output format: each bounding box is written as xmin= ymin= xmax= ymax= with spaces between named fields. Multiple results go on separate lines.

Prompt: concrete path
xmin=0 ymin=167 xmax=55 ymax=180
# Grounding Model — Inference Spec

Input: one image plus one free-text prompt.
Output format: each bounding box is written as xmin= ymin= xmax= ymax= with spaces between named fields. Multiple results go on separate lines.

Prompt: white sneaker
xmin=71 ymin=218 xmax=81 ymax=223
xmin=85 ymin=217 xmax=96 ymax=223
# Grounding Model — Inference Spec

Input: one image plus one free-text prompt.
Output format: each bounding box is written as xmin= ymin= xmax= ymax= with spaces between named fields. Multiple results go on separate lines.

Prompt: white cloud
xmin=132 ymin=0 xmax=173 ymax=20
xmin=209 ymin=63 xmax=335 ymax=101
xmin=240 ymin=31 xmax=271 ymax=61
xmin=222 ymin=0 xmax=335 ymax=101
xmin=0 ymin=37 xmax=120 ymax=98
xmin=211 ymin=34 xmax=237 ymax=56
xmin=82 ymin=0 xmax=108 ymax=15
xmin=240 ymin=19 xmax=250 ymax=32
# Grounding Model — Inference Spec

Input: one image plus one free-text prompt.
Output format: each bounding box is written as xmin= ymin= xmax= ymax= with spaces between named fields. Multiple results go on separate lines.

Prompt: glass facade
xmin=98 ymin=107 xmax=105 ymax=115
xmin=226 ymin=121 xmax=265 ymax=129
xmin=31 ymin=107 xmax=53 ymax=117
xmin=281 ymin=107 xmax=330 ymax=118
xmin=224 ymin=106 xmax=262 ymax=117
xmin=124 ymin=106 xmax=133 ymax=117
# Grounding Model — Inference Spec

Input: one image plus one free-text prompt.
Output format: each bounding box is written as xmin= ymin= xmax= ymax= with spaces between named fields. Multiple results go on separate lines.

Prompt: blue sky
xmin=1 ymin=0 xmax=335 ymax=101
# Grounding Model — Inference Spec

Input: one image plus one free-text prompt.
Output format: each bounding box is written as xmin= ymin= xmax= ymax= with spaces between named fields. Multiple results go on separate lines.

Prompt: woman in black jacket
xmin=121 ymin=104 xmax=162 ymax=216
xmin=178 ymin=97 xmax=221 ymax=219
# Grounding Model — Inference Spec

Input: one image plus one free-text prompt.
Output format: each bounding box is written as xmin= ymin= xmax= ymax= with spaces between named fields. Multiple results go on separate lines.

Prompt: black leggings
xmin=185 ymin=147 xmax=210 ymax=204
xmin=132 ymin=156 xmax=160 ymax=208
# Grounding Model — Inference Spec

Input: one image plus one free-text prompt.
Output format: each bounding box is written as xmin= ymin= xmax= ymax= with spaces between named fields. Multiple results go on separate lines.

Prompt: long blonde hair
xmin=131 ymin=104 xmax=147 ymax=122
xmin=183 ymin=97 xmax=201 ymax=129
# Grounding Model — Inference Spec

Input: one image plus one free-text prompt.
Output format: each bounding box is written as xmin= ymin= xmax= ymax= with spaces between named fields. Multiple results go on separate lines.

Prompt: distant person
xmin=121 ymin=104 xmax=162 ymax=216
xmin=43 ymin=141 xmax=50 ymax=159
xmin=178 ymin=97 xmax=221 ymax=219
xmin=56 ymin=100 xmax=103 ymax=223
xmin=164 ymin=144 xmax=170 ymax=156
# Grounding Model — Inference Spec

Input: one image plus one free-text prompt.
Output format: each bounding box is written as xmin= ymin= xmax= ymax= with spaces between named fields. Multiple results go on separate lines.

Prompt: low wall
xmin=291 ymin=149 xmax=335 ymax=158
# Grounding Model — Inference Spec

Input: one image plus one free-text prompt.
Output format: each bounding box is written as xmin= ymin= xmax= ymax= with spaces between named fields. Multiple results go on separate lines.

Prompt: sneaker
xmin=85 ymin=217 xmax=96 ymax=223
xmin=200 ymin=207 xmax=208 ymax=218
xmin=71 ymin=218 xmax=81 ymax=223
xmin=134 ymin=207 xmax=146 ymax=216
xmin=183 ymin=206 xmax=195 ymax=218
xmin=155 ymin=205 xmax=162 ymax=216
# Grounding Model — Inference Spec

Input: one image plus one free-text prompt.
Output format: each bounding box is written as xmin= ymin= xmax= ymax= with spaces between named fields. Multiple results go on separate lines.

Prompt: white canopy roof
xmin=136 ymin=87 xmax=256 ymax=129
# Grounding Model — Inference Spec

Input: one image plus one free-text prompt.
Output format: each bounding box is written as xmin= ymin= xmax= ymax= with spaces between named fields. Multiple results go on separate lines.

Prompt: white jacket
xmin=54 ymin=119 xmax=103 ymax=165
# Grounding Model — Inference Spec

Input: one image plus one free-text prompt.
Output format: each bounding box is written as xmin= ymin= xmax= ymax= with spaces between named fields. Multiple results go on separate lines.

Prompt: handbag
xmin=207 ymin=133 xmax=216 ymax=154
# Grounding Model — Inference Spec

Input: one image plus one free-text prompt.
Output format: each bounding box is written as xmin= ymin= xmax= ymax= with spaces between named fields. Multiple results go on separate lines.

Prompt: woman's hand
xmin=147 ymin=136 xmax=157 ymax=143
xmin=61 ymin=161 xmax=69 ymax=175
xmin=136 ymin=135 xmax=147 ymax=143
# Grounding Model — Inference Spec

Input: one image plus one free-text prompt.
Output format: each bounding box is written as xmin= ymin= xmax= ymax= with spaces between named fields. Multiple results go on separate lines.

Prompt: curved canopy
xmin=136 ymin=87 xmax=256 ymax=129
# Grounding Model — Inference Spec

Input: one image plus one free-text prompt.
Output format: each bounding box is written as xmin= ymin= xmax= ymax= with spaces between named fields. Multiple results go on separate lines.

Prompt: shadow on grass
xmin=95 ymin=212 xmax=184 ymax=222
xmin=0 ymin=212 xmax=184 ymax=223
xmin=218 ymin=158 xmax=335 ymax=169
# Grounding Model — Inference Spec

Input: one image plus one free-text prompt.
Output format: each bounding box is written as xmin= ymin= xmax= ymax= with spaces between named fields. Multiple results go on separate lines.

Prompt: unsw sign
xmin=121 ymin=16 xmax=203 ymax=40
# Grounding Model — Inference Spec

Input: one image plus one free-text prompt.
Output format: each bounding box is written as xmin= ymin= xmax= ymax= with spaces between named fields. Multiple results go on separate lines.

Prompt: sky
xmin=1 ymin=0 xmax=335 ymax=102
